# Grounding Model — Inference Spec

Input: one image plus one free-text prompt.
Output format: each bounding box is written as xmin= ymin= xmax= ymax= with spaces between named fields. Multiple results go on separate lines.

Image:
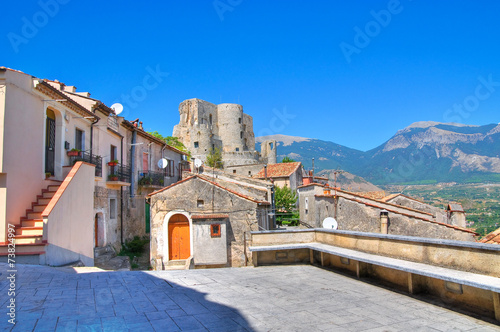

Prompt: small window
xmin=110 ymin=198 xmax=117 ymax=219
xmin=194 ymin=142 xmax=199 ymax=148
xmin=235 ymin=147 xmax=239 ymax=152
xmin=75 ymin=128 xmax=85 ymax=151
xmin=240 ymin=132 xmax=243 ymax=139
xmin=211 ymin=224 xmax=221 ymax=237
xmin=248 ymin=171 xmax=251 ymax=176
xmin=197 ymin=200 xmax=204 ymax=208
xmin=238 ymin=118 xmax=241 ymax=124
xmin=233 ymin=170 xmax=236 ymax=174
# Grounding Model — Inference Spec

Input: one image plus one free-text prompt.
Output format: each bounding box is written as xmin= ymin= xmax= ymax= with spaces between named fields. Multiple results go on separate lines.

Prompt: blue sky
xmin=2 ymin=1 xmax=500 ymax=151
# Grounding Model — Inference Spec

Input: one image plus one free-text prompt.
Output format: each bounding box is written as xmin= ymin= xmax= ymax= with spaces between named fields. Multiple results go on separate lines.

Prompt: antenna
xmin=110 ymin=103 xmax=123 ymax=115
xmin=322 ymin=217 xmax=338 ymax=230
xmin=157 ymin=158 xmax=168 ymax=169
xmin=194 ymin=159 xmax=202 ymax=168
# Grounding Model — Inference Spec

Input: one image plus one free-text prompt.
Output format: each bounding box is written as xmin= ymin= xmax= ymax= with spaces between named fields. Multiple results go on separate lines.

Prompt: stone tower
xmin=173 ymin=98 xmax=261 ymax=166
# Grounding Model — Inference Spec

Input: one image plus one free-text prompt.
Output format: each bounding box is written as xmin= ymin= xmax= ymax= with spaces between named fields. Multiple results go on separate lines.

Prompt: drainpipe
xmin=130 ymin=129 xmax=137 ymax=197
xmin=270 ymin=182 xmax=276 ymax=229
xmin=90 ymin=117 xmax=99 ymax=163
xmin=120 ymin=136 xmax=124 ymax=245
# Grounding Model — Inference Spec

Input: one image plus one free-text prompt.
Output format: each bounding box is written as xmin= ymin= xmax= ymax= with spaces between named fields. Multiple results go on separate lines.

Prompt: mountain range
xmin=256 ymin=122 xmax=500 ymax=185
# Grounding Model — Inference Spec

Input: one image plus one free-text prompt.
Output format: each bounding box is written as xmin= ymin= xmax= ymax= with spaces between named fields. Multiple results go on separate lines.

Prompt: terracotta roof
xmin=255 ymin=162 xmax=302 ymax=179
xmin=120 ymin=120 xmax=188 ymax=156
xmin=381 ymin=194 xmax=400 ymax=202
xmin=479 ymin=227 xmax=500 ymax=244
xmin=147 ymin=175 xmax=270 ymax=205
xmin=34 ymin=81 xmax=99 ymax=121
xmin=358 ymin=191 xmax=387 ymax=200
xmin=191 ymin=214 xmax=229 ymax=220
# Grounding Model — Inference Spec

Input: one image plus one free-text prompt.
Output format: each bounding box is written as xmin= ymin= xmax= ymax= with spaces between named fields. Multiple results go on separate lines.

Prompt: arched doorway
xmin=168 ymin=214 xmax=190 ymax=260
xmin=45 ymin=109 xmax=56 ymax=175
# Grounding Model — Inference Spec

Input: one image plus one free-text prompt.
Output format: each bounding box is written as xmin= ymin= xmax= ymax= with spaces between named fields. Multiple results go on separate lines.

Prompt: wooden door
xmin=168 ymin=215 xmax=190 ymax=260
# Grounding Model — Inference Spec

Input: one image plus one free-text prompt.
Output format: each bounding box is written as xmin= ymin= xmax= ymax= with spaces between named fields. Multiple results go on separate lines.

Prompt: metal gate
xmin=45 ymin=117 xmax=56 ymax=175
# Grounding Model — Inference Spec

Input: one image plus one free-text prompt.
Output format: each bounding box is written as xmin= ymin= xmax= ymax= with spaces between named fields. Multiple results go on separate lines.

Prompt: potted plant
xmin=67 ymin=148 xmax=81 ymax=157
xmin=108 ymin=173 xmax=119 ymax=181
xmin=45 ymin=172 xmax=52 ymax=179
xmin=107 ymin=159 xmax=119 ymax=166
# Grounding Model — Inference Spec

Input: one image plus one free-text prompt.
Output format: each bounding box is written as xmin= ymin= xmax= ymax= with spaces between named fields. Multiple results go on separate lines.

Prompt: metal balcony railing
xmin=108 ymin=163 xmax=131 ymax=183
xmin=138 ymin=171 xmax=165 ymax=187
xmin=69 ymin=152 xmax=102 ymax=177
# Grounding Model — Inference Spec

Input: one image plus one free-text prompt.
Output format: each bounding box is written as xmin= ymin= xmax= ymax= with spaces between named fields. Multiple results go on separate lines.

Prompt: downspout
xmin=90 ymin=117 xmax=99 ymax=162
xmin=120 ymin=136 xmax=124 ymax=245
xmin=130 ymin=129 xmax=137 ymax=197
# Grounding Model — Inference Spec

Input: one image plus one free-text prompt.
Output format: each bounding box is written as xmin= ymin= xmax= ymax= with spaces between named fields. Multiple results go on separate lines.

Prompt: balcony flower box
xmin=108 ymin=174 xmax=119 ymax=181
xmin=107 ymin=160 xmax=119 ymax=166
xmin=67 ymin=149 xmax=81 ymax=157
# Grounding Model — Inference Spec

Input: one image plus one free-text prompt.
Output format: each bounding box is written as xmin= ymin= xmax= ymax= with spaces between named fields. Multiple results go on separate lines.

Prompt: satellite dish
xmin=194 ymin=159 xmax=203 ymax=168
xmin=157 ymin=158 xmax=168 ymax=169
xmin=110 ymin=103 xmax=123 ymax=115
xmin=322 ymin=217 xmax=338 ymax=230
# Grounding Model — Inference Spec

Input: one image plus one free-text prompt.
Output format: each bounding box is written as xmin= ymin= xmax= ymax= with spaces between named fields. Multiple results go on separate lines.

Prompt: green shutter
xmin=145 ymin=201 xmax=150 ymax=233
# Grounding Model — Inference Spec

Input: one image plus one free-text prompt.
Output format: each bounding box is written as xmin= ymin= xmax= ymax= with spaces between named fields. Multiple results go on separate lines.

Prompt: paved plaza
xmin=0 ymin=263 xmax=499 ymax=331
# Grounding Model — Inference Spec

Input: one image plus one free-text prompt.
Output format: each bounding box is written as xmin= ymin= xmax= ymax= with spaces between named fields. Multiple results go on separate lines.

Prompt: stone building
xmin=297 ymin=183 xmax=477 ymax=242
xmin=0 ymin=67 xmax=188 ymax=266
xmin=173 ymin=98 xmax=276 ymax=167
xmin=254 ymin=162 xmax=304 ymax=192
xmin=147 ymin=172 xmax=273 ymax=269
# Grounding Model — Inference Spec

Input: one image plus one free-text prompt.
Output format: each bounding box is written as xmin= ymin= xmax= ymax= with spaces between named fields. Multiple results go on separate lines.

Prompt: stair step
xmin=42 ymin=191 xmax=56 ymax=199
xmin=46 ymin=185 xmax=60 ymax=192
xmin=14 ymin=235 xmax=44 ymax=245
xmin=37 ymin=197 xmax=51 ymax=205
xmin=16 ymin=227 xmax=43 ymax=236
xmin=21 ymin=219 xmax=44 ymax=227
xmin=32 ymin=204 xmax=47 ymax=212
xmin=26 ymin=211 xmax=42 ymax=219
xmin=168 ymin=260 xmax=187 ymax=266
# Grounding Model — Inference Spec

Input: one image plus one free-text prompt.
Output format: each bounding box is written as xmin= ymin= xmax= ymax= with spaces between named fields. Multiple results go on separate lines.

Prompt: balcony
xmin=138 ymin=171 xmax=165 ymax=188
xmin=69 ymin=151 xmax=102 ymax=177
xmin=106 ymin=163 xmax=131 ymax=188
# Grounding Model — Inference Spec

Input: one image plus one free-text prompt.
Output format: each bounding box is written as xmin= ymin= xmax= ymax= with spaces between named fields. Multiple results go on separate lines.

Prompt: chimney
xmin=139 ymin=121 xmax=143 ymax=130
xmin=63 ymin=85 xmax=77 ymax=93
xmin=264 ymin=164 xmax=267 ymax=180
xmin=380 ymin=210 xmax=389 ymax=234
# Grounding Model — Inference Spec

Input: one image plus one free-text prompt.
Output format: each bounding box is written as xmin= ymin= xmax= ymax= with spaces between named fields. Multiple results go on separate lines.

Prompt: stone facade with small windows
xmin=173 ymin=98 xmax=277 ymax=167
xmin=147 ymin=172 xmax=273 ymax=268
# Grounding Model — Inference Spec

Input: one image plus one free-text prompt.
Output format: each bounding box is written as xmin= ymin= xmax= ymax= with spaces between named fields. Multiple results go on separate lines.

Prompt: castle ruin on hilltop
xmin=173 ymin=98 xmax=277 ymax=167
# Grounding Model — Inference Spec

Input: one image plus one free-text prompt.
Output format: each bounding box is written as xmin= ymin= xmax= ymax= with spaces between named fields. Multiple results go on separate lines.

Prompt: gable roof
xmin=479 ymin=227 xmax=500 ymax=244
xmin=147 ymin=175 xmax=270 ymax=205
xmin=254 ymin=162 xmax=302 ymax=179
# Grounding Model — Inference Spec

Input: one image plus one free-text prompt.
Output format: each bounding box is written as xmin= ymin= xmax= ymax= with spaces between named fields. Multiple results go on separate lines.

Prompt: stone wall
xmin=149 ymin=177 xmax=266 ymax=267
xmin=298 ymin=185 xmax=476 ymax=242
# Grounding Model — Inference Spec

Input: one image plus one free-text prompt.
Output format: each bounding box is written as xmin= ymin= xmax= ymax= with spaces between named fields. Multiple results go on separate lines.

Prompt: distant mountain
xmin=256 ymin=122 xmax=500 ymax=185
xmin=316 ymin=170 xmax=383 ymax=192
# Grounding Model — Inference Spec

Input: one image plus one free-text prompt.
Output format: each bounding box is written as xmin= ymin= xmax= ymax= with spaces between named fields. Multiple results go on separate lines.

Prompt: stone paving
xmin=0 ymin=263 xmax=499 ymax=331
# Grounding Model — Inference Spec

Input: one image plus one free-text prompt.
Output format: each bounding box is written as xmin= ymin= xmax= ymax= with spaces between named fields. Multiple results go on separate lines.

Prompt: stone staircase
xmin=0 ymin=182 xmax=61 ymax=263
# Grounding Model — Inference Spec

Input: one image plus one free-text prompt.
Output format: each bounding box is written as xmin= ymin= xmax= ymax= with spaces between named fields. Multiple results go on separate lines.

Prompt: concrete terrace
xmin=0 ymin=264 xmax=499 ymax=332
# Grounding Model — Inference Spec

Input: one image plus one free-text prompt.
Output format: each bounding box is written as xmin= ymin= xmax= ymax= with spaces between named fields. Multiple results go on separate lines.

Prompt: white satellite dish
xmin=110 ymin=103 xmax=124 ymax=115
xmin=194 ymin=159 xmax=203 ymax=168
xmin=157 ymin=158 xmax=168 ymax=169
xmin=322 ymin=217 xmax=338 ymax=230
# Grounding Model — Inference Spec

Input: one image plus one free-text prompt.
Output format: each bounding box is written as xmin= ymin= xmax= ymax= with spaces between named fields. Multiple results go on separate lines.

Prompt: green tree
xmin=206 ymin=147 xmax=223 ymax=169
xmin=281 ymin=156 xmax=296 ymax=163
xmin=275 ymin=185 xmax=297 ymax=212
xmin=148 ymin=131 xmax=190 ymax=158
